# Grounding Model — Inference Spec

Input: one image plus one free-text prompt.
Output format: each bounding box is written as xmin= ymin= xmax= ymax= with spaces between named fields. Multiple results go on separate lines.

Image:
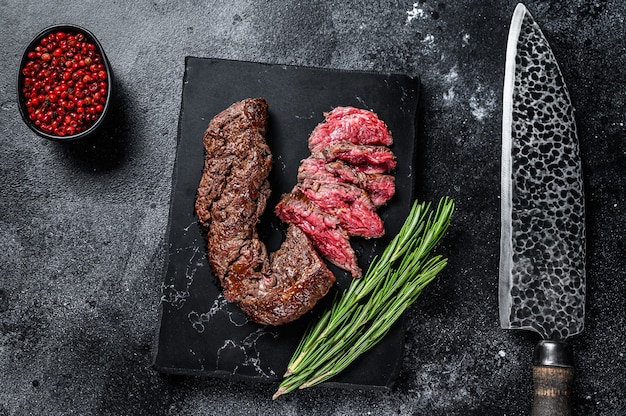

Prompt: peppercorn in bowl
xmin=17 ymin=25 xmax=113 ymax=141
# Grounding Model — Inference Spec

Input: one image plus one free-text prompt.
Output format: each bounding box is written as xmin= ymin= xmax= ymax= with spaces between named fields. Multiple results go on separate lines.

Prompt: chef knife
xmin=499 ymin=3 xmax=586 ymax=416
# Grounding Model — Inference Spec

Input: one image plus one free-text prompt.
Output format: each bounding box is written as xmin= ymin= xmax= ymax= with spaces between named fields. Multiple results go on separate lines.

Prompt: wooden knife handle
xmin=532 ymin=340 xmax=574 ymax=416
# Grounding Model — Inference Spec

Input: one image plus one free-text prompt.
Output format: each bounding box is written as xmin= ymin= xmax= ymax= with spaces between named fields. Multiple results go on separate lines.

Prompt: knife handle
xmin=532 ymin=340 xmax=574 ymax=416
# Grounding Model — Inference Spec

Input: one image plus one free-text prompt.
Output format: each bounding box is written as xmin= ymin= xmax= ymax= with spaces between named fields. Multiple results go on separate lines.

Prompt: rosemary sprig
xmin=273 ymin=197 xmax=455 ymax=399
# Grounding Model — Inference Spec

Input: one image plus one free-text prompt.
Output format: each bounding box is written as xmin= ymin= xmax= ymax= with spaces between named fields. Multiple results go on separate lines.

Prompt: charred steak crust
xmin=195 ymin=98 xmax=335 ymax=326
xmin=238 ymin=224 xmax=336 ymax=325
xmin=308 ymin=106 xmax=394 ymax=152
xmin=298 ymin=179 xmax=384 ymax=238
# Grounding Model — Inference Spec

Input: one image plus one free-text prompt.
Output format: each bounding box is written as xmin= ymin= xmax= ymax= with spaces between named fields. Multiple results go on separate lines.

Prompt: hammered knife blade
xmin=499 ymin=4 xmax=586 ymax=415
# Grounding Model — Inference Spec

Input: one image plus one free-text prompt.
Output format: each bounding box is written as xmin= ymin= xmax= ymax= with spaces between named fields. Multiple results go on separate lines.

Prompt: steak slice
xmin=275 ymin=190 xmax=362 ymax=278
xmin=238 ymin=224 xmax=336 ymax=325
xmin=308 ymin=106 xmax=393 ymax=153
xmin=325 ymin=161 xmax=395 ymax=207
xmin=195 ymin=98 xmax=335 ymax=325
xmin=319 ymin=142 xmax=397 ymax=173
xmin=297 ymin=158 xmax=395 ymax=207
xmin=276 ymin=107 xmax=396 ymax=277
xmin=298 ymin=180 xmax=384 ymax=238
xmin=364 ymin=175 xmax=395 ymax=207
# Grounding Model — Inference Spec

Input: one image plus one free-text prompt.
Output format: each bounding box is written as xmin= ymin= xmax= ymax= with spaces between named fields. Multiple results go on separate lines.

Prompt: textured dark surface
xmin=1 ymin=1 xmax=625 ymax=415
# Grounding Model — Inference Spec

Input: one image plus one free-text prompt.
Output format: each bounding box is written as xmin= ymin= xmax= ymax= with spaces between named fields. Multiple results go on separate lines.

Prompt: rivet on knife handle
xmin=532 ymin=341 xmax=574 ymax=416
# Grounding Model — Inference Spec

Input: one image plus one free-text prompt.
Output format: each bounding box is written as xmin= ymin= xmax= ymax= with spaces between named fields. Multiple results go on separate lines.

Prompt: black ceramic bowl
xmin=17 ymin=24 xmax=113 ymax=141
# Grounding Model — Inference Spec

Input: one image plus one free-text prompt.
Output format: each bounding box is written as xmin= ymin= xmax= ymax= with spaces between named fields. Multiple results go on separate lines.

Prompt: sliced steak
xmin=297 ymin=157 xmax=336 ymax=183
xmin=308 ymin=106 xmax=393 ymax=153
xmin=275 ymin=190 xmax=361 ymax=278
xmin=195 ymin=98 xmax=335 ymax=325
xmin=277 ymin=106 xmax=396 ymax=277
xmin=298 ymin=158 xmax=395 ymax=207
xmin=325 ymin=161 xmax=395 ymax=207
xmin=319 ymin=142 xmax=397 ymax=173
xmin=298 ymin=180 xmax=384 ymax=238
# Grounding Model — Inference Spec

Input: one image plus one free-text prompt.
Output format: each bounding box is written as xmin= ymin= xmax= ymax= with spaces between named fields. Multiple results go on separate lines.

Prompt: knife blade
xmin=499 ymin=3 xmax=586 ymax=416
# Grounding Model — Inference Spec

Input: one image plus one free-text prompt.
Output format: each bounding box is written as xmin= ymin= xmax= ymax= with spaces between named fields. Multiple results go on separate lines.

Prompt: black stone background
xmin=1 ymin=1 xmax=624 ymax=415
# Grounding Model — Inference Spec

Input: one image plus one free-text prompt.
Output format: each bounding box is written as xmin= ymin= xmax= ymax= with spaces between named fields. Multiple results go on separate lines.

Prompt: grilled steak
xmin=195 ymin=98 xmax=335 ymax=326
xmin=276 ymin=106 xmax=397 ymax=278
xmin=238 ymin=224 xmax=336 ymax=325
